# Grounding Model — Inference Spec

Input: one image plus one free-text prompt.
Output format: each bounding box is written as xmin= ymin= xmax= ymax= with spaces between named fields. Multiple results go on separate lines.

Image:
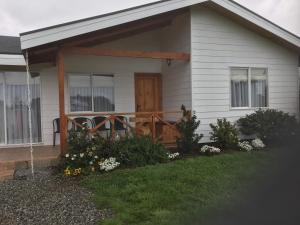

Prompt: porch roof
xmin=19 ymin=0 xmax=300 ymax=52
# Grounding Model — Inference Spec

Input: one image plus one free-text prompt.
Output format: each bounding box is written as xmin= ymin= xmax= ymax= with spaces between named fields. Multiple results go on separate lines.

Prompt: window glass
xmin=251 ymin=68 xmax=268 ymax=107
xmin=92 ymin=75 xmax=115 ymax=112
xmin=4 ymin=72 xmax=41 ymax=144
xmin=231 ymin=68 xmax=249 ymax=107
xmin=69 ymin=75 xmax=92 ymax=112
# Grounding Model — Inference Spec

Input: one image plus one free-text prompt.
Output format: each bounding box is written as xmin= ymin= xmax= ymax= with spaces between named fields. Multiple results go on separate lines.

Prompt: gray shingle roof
xmin=0 ymin=36 xmax=21 ymax=54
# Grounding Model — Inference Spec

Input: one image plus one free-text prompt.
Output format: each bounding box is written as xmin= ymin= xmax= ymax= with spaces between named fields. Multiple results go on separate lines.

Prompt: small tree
xmin=209 ymin=118 xmax=239 ymax=150
xmin=176 ymin=105 xmax=203 ymax=153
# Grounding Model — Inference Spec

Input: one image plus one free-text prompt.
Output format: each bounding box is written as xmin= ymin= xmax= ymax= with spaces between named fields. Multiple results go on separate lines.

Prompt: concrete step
xmin=0 ymin=169 xmax=14 ymax=182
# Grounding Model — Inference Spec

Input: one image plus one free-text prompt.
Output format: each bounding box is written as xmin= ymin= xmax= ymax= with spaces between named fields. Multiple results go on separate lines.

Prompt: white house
xmin=0 ymin=0 xmax=299 ymax=153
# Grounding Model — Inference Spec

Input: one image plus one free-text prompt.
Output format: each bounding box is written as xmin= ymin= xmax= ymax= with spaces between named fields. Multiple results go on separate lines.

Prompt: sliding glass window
xmin=0 ymin=72 xmax=42 ymax=145
xmin=69 ymin=74 xmax=115 ymax=112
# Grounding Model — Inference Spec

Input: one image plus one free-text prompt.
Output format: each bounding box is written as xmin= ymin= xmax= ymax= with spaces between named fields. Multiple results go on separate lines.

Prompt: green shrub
xmin=209 ymin=118 xmax=239 ymax=150
xmin=113 ymin=136 xmax=169 ymax=167
xmin=237 ymin=109 xmax=298 ymax=142
xmin=64 ymin=126 xmax=99 ymax=175
xmin=64 ymin=124 xmax=169 ymax=174
xmin=176 ymin=105 xmax=203 ymax=153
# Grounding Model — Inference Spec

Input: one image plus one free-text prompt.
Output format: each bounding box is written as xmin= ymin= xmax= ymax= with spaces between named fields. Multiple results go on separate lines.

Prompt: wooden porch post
xmin=57 ymin=50 xmax=67 ymax=154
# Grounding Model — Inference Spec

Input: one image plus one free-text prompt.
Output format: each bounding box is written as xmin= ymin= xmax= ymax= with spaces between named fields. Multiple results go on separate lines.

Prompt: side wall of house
xmin=190 ymin=6 xmax=299 ymax=142
xmin=161 ymin=12 xmax=192 ymax=111
xmin=39 ymin=30 xmax=162 ymax=145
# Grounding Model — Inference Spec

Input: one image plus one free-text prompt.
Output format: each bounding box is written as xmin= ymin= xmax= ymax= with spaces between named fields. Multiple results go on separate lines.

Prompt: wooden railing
xmin=65 ymin=111 xmax=182 ymax=145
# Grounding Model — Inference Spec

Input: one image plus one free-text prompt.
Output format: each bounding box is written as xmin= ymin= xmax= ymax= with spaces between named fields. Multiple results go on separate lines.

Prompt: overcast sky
xmin=0 ymin=0 xmax=299 ymax=37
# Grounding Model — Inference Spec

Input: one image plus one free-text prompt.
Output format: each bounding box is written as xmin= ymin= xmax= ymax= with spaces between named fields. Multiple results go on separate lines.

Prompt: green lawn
xmin=83 ymin=152 xmax=270 ymax=225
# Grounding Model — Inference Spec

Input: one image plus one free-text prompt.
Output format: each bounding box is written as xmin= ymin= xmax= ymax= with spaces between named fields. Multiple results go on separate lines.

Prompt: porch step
xmin=0 ymin=156 xmax=60 ymax=182
xmin=0 ymin=161 xmax=16 ymax=171
xmin=0 ymin=169 xmax=14 ymax=182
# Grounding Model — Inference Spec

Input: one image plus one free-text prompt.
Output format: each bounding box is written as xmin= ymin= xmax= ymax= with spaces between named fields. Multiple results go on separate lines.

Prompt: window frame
xmin=67 ymin=73 xmax=115 ymax=113
xmin=230 ymin=67 xmax=269 ymax=110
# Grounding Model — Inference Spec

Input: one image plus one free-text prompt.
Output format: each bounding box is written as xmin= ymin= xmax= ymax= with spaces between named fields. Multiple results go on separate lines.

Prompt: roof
xmin=0 ymin=35 xmax=22 ymax=54
xmin=20 ymin=0 xmax=300 ymax=50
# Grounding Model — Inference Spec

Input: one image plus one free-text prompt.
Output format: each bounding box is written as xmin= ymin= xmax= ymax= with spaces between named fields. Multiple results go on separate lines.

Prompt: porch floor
xmin=0 ymin=145 xmax=60 ymax=163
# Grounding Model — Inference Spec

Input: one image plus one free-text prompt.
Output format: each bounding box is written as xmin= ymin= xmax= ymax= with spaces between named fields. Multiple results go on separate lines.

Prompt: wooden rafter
xmin=63 ymin=47 xmax=190 ymax=61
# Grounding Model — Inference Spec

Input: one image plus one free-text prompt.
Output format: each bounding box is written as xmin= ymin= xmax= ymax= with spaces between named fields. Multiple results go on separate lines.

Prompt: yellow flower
xmin=64 ymin=167 xmax=71 ymax=176
xmin=73 ymin=168 xmax=82 ymax=176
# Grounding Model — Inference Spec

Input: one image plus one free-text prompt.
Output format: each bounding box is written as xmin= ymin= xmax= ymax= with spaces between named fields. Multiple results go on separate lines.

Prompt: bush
xmin=63 ymin=125 xmax=170 ymax=175
xmin=176 ymin=105 xmax=203 ymax=153
xmin=64 ymin=126 xmax=97 ymax=175
xmin=209 ymin=118 xmax=239 ymax=150
xmin=238 ymin=141 xmax=253 ymax=152
xmin=237 ymin=109 xmax=298 ymax=142
xmin=200 ymin=145 xmax=222 ymax=156
xmin=113 ymin=136 xmax=169 ymax=167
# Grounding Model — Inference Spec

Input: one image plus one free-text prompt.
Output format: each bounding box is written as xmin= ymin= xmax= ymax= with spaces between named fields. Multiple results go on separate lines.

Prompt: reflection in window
xmin=69 ymin=74 xmax=115 ymax=112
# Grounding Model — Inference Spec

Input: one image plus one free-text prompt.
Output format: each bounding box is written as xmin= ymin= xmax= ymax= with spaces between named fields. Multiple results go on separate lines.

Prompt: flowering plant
xmin=99 ymin=157 xmax=120 ymax=172
xmin=167 ymin=152 xmax=180 ymax=160
xmin=238 ymin=141 xmax=253 ymax=152
xmin=200 ymin=145 xmax=221 ymax=155
xmin=252 ymin=138 xmax=265 ymax=149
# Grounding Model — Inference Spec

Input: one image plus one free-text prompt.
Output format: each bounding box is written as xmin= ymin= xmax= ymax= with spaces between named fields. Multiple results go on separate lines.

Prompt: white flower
xmin=65 ymin=154 xmax=69 ymax=158
xmin=238 ymin=141 xmax=253 ymax=152
xmin=92 ymin=146 xmax=96 ymax=151
xmin=71 ymin=157 xmax=75 ymax=161
xmin=94 ymin=155 xmax=99 ymax=159
xmin=73 ymin=154 xmax=77 ymax=158
xmin=89 ymin=161 xmax=94 ymax=165
xmin=80 ymin=153 xmax=84 ymax=158
xmin=167 ymin=152 xmax=180 ymax=160
xmin=99 ymin=157 xmax=120 ymax=172
xmin=88 ymin=152 xmax=93 ymax=157
xmin=200 ymin=145 xmax=221 ymax=154
xmin=252 ymin=138 xmax=265 ymax=149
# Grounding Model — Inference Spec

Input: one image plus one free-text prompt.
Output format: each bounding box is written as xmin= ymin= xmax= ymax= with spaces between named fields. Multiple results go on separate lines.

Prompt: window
xmin=231 ymin=68 xmax=268 ymax=108
xmin=0 ymin=72 xmax=42 ymax=145
xmin=69 ymin=74 xmax=115 ymax=112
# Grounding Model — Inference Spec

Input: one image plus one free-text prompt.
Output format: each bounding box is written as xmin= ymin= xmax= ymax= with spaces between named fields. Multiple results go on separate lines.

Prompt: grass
xmin=83 ymin=151 xmax=270 ymax=225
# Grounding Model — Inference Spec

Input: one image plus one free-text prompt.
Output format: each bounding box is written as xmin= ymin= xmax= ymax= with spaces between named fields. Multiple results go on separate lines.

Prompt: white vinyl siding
xmin=191 ymin=6 xmax=299 ymax=142
xmin=161 ymin=12 xmax=191 ymax=111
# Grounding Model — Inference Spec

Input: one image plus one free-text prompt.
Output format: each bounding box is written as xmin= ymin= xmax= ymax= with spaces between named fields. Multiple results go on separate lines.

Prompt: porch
xmin=25 ymin=10 xmax=191 ymax=154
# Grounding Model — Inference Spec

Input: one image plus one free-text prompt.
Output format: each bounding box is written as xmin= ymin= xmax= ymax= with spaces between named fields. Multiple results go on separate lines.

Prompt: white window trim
xmin=67 ymin=73 xmax=115 ymax=114
xmin=229 ymin=67 xmax=269 ymax=110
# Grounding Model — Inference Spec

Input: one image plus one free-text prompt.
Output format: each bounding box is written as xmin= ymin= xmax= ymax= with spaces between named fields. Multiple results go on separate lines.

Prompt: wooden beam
xmin=57 ymin=50 xmax=67 ymax=154
xmin=64 ymin=19 xmax=173 ymax=48
xmin=63 ymin=47 xmax=190 ymax=61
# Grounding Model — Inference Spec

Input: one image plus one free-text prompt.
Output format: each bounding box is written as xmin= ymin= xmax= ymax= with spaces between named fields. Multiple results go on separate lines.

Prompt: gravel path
xmin=0 ymin=169 xmax=111 ymax=225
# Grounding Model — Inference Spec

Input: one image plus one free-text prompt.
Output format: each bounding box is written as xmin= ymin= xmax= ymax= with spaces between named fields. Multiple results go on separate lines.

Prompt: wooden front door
xmin=135 ymin=73 xmax=162 ymax=113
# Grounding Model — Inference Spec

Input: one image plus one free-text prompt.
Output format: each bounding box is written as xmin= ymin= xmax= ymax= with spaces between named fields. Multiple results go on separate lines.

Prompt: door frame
xmin=134 ymin=73 xmax=162 ymax=113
